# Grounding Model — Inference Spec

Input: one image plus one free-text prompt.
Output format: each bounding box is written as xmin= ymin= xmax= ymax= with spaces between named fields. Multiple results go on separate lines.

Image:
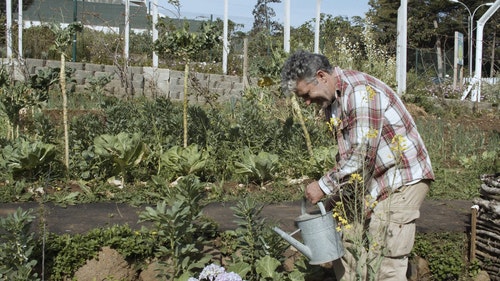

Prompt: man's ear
xmin=316 ymin=70 xmax=328 ymax=83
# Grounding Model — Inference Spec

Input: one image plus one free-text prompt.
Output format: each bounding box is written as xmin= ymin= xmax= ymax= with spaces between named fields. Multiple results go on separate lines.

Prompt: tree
xmin=367 ymin=0 xmax=495 ymax=51
xmin=251 ymin=0 xmax=282 ymax=36
xmin=367 ymin=0 xmax=401 ymax=54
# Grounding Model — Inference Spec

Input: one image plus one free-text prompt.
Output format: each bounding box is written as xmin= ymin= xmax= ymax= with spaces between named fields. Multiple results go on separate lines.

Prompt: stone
xmin=73 ymin=246 xmax=136 ymax=281
xmin=473 ymin=270 xmax=491 ymax=281
xmin=407 ymin=255 xmax=431 ymax=281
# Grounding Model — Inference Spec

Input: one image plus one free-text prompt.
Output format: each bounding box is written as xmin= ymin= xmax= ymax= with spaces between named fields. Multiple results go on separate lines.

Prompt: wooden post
xmin=470 ymin=205 xmax=479 ymax=261
xmin=243 ymin=38 xmax=249 ymax=89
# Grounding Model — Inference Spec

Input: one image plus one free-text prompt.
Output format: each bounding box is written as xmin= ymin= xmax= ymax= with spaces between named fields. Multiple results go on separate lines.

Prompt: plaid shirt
xmin=318 ymin=67 xmax=435 ymax=200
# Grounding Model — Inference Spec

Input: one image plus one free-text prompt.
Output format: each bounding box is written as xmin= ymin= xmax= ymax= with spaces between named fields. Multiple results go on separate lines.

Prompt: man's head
xmin=281 ymin=50 xmax=336 ymax=108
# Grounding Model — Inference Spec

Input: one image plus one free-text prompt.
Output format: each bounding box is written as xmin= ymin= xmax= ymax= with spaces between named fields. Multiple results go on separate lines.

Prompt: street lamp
xmin=449 ymin=0 xmax=493 ymax=77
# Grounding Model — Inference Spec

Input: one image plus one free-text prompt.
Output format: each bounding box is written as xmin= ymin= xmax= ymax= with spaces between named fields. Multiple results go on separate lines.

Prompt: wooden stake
xmin=470 ymin=205 xmax=479 ymax=262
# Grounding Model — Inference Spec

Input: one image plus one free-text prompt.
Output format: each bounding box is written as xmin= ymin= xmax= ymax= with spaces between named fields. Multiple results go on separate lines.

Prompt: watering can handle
xmin=302 ymin=197 xmax=327 ymax=216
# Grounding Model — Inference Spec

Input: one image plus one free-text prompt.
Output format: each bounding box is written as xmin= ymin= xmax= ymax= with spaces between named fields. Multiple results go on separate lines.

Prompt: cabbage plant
xmin=234 ymin=149 xmax=280 ymax=188
xmin=94 ymin=132 xmax=147 ymax=187
xmin=160 ymin=144 xmax=209 ymax=180
xmin=0 ymin=138 xmax=57 ymax=181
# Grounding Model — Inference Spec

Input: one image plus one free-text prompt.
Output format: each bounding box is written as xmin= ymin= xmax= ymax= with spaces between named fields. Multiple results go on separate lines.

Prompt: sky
xmin=156 ymin=1 xmax=370 ymax=31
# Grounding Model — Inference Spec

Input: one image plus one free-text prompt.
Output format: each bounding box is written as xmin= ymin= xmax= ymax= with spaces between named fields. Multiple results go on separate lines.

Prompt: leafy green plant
xmin=307 ymin=146 xmax=338 ymax=178
xmin=0 ymin=180 xmax=33 ymax=203
xmin=94 ymin=132 xmax=148 ymax=187
xmin=138 ymin=176 xmax=213 ymax=280
xmin=85 ymin=74 xmax=113 ymax=106
xmin=413 ymin=232 xmax=467 ymax=280
xmin=0 ymin=83 xmax=45 ymax=139
xmin=45 ymin=224 xmax=156 ymax=281
xmin=30 ymin=67 xmax=75 ymax=103
xmin=225 ymin=197 xmax=290 ymax=281
xmin=0 ymin=138 xmax=59 ymax=181
xmin=0 ymin=207 xmax=40 ymax=281
xmin=160 ymin=144 xmax=209 ymax=180
xmin=234 ymin=148 xmax=280 ymax=187
xmin=252 ymin=255 xmax=305 ymax=281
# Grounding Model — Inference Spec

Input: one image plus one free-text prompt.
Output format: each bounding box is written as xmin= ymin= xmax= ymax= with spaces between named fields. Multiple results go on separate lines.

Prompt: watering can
xmin=273 ymin=199 xmax=344 ymax=265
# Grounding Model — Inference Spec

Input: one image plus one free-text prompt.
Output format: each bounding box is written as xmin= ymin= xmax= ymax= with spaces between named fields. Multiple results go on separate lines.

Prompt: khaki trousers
xmin=333 ymin=180 xmax=430 ymax=281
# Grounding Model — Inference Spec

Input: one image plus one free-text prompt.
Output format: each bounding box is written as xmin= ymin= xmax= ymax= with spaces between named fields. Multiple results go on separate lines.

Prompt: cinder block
xmin=129 ymin=66 xmax=143 ymax=75
xmin=66 ymin=62 xmax=84 ymax=71
xmin=74 ymin=70 xmax=94 ymax=84
xmin=224 ymin=75 xmax=242 ymax=83
xmin=132 ymin=80 xmax=144 ymax=89
xmin=103 ymin=65 xmax=120 ymax=74
xmin=26 ymin=58 xmax=45 ymax=69
xmin=74 ymin=84 xmax=86 ymax=93
xmin=132 ymin=73 xmax=144 ymax=82
xmin=85 ymin=63 xmax=105 ymax=72
xmin=45 ymin=60 xmax=61 ymax=68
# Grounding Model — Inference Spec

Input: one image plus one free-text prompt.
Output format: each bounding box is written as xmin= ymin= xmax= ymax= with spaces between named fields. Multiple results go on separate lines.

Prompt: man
xmin=281 ymin=50 xmax=434 ymax=281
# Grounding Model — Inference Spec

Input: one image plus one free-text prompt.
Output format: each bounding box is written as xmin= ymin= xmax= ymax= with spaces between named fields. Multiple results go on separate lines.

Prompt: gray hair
xmin=280 ymin=50 xmax=333 ymax=94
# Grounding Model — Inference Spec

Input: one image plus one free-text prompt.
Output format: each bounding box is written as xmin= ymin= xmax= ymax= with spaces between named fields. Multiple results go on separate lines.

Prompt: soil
xmin=0 ymin=199 xmax=472 ymax=280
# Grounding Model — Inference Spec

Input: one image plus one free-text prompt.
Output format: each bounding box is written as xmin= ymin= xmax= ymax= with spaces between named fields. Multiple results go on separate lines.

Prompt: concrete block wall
xmin=9 ymin=58 xmax=246 ymax=102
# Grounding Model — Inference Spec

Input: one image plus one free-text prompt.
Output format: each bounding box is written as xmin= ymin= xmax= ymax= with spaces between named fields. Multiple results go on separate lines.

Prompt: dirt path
xmin=0 ymin=199 xmax=472 ymax=235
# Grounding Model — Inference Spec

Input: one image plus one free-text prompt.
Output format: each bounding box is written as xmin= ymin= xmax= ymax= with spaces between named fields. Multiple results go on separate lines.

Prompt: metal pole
xmin=72 ymin=0 xmax=77 ymax=62
xmin=396 ymin=0 xmax=407 ymax=96
xmin=468 ymin=15 xmax=472 ymax=76
xmin=6 ymin=0 xmax=13 ymax=61
xmin=474 ymin=1 xmax=500 ymax=102
xmin=470 ymin=3 xmax=494 ymax=76
xmin=222 ymin=0 xmax=228 ymax=74
xmin=314 ymin=0 xmax=321 ymax=54
xmin=18 ymin=0 xmax=23 ymax=59
xmin=124 ymin=0 xmax=130 ymax=60
xmin=152 ymin=0 xmax=158 ymax=68
xmin=284 ymin=0 xmax=290 ymax=53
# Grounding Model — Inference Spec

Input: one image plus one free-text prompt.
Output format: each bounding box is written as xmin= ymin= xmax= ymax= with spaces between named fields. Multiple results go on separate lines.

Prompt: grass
xmin=416 ymin=116 xmax=499 ymax=200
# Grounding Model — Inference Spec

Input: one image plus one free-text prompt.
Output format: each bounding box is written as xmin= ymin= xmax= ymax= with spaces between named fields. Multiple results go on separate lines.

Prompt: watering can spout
xmin=272 ymin=227 xmax=312 ymax=260
xmin=272 ymin=199 xmax=345 ymax=265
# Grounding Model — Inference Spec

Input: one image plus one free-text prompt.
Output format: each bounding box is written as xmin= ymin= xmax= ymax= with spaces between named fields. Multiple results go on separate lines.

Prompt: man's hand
xmin=305 ymin=181 xmax=325 ymax=204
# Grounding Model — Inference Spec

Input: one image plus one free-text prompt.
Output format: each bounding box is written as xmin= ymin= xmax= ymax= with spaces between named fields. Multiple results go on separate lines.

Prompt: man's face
xmin=294 ymin=74 xmax=335 ymax=108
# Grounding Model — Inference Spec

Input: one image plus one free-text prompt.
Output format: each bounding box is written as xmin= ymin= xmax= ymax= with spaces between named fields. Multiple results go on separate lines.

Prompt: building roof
xmin=22 ymin=0 xmax=149 ymax=31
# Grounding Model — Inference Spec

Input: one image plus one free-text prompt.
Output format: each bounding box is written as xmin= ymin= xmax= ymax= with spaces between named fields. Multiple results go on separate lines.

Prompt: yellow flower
xmin=366 ymin=128 xmax=379 ymax=139
xmin=348 ymin=173 xmax=364 ymax=184
xmin=327 ymin=117 xmax=342 ymax=132
xmin=364 ymin=195 xmax=378 ymax=210
xmin=390 ymin=134 xmax=408 ymax=153
xmin=365 ymin=85 xmax=377 ymax=101
xmin=332 ymin=202 xmax=351 ymax=232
